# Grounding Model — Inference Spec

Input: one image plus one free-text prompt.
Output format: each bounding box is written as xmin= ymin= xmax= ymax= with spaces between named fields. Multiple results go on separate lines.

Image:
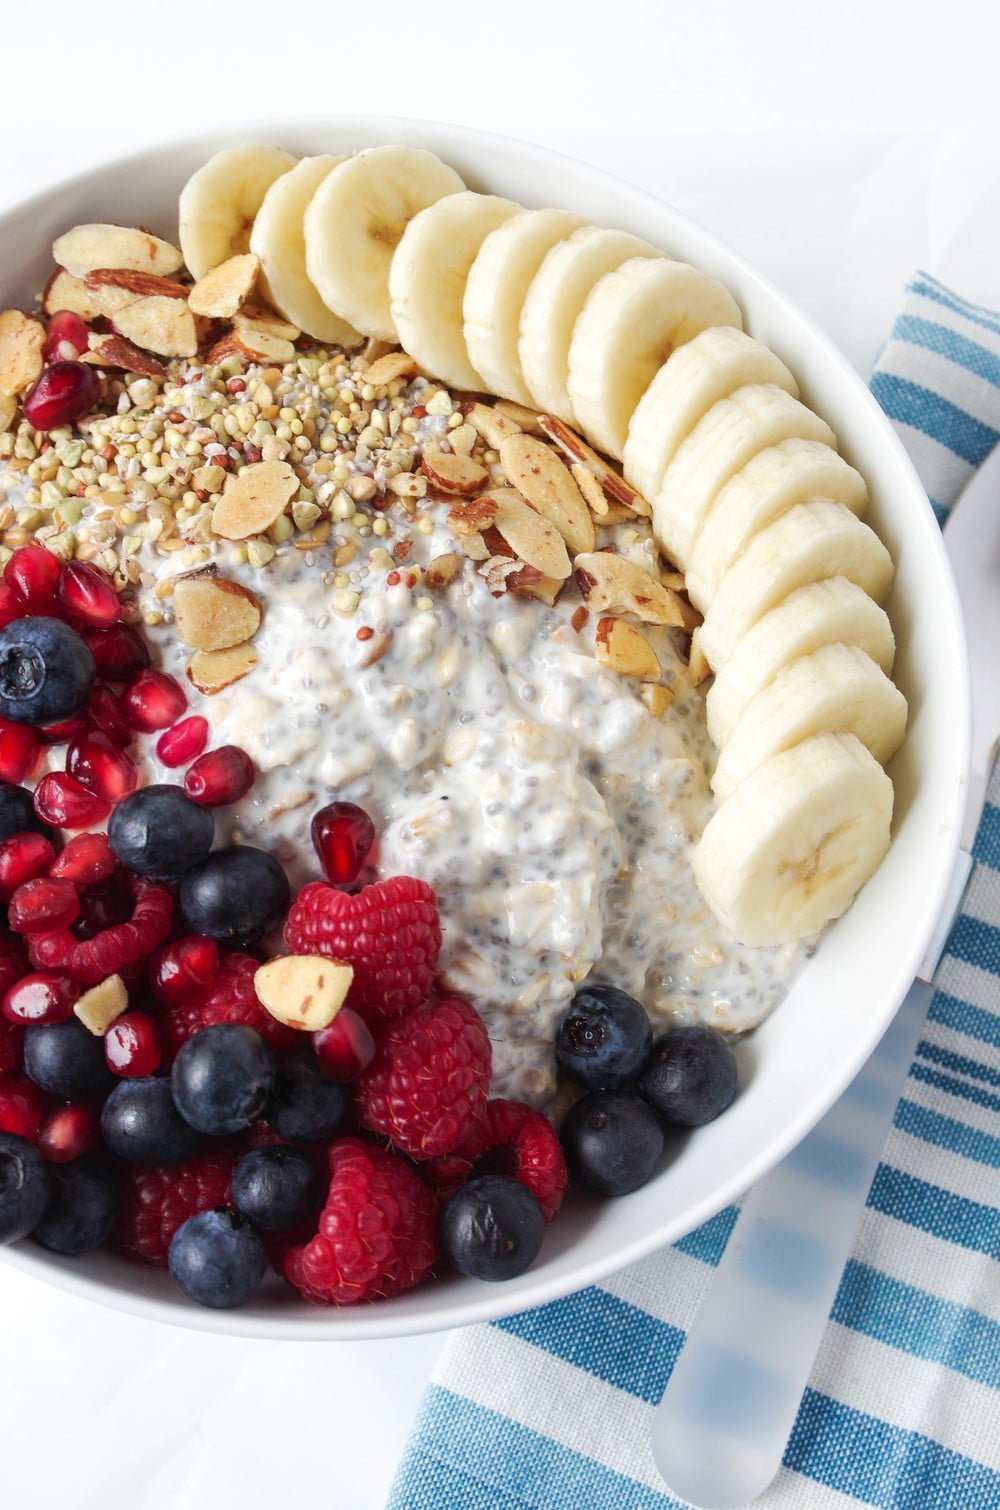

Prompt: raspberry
xmin=470 ymin=1099 xmax=567 ymax=1222
xmin=282 ymin=1138 xmax=437 ymax=1304
xmin=157 ymin=950 xmax=299 ymax=1068
xmin=355 ymin=995 xmax=491 ymax=1159
xmin=114 ymin=1147 xmax=237 ymax=1266
xmin=26 ymin=879 xmax=173 ymax=985
xmin=283 ymin=877 xmax=441 ymax=1029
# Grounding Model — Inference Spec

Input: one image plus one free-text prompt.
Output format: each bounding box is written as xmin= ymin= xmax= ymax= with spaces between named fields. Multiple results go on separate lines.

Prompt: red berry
xmin=311 ymin=801 xmax=375 ymax=886
xmin=1 ymin=971 xmax=77 ymax=1025
xmin=183 ymin=745 xmax=254 ymax=806
xmin=83 ymin=624 xmax=150 ymax=681
xmin=67 ymin=729 xmax=138 ymax=802
xmin=0 ymin=932 xmax=28 ymax=999
xmin=312 ymin=1008 xmax=375 ymax=1083
xmin=85 ymin=685 xmax=132 ymax=749
xmin=49 ymin=831 xmax=117 ymax=886
xmin=0 ymin=1020 xmax=22 ymax=1077
xmin=355 ymin=994 xmax=492 ymax=1158
xmin=105 ymin=1011 xmax=160 ymax=1077
xmin=149 ymin=934 xmax=219 ymax=1007
xmin=467 ymin=1099 xmax=567 ymax=1222
xmin=38 ymin=1101 xmax=100 ymax=1163
xmin=156 ymin=715 xmax=208 ymax=768
xmin=42 ymin=311 xmax=89 ymax=364
xmin=57 ymin=560 xmax=120 ymax=628
xmin=4 ymin=543 xmax=60 ymax=614
xmin=157 ymin=948 xmax=297 ymax=1067
xmin=283 ymin=876 xmax=441 ymax=1029
xmin=121 ymin=669 xmax=187 ymax=732
xmin=0 ymin=1072 xmax=45 ymax=1142
xmin=33 ymin=771 xmax=111 ymax=830
xmin=0 ymin=585 xmax=25 ymax=629
xmin=38 ymin=711 xmax=91 ymax=746
xmin=26 ymin=878 xmax=173 ymax=986
xmin=8 ymin=876 xmax=80 ymax=933
xmin=0 ymin=718 xmax=41 ymax=784
xmin=0 ymin=831 xmax=55 ymax=901
xmin=114 ymin=1148 xmax=237 ymax=1266
xmin=22 ymin=359 xmax=100 ymax=432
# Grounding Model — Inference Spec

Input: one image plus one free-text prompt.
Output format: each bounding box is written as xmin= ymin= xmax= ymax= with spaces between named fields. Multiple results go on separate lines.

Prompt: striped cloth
xmin=388 ymin=273 xmax=1000 ymax=1510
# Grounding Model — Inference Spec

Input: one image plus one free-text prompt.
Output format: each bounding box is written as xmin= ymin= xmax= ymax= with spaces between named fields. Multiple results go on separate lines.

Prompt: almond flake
xmin=448 ymin=423 xmax=477 ymax=457
xmin=507 ymin=567 xmax=564 ymax=606
xmin=254 ymin=954 xmax=353 ymax=1031
xmin=498 ymin=433 xmax=596 ymax=556
xmin=494 ymin=398 xmax=547 ymax=434
xmin=687 ymin=627 xmax=711 ymax=686
xmin=446 ymin=497 xmax=499 ymax=536
xmin=234 ymin=305 xmax=301 ymax=342
xmin=42 ymin=268 xmax=104 ymax=321
xmin=574 ymin=551 xmax=687 ymax=626
xmin=82 ymin=333 xmax=166 ymax=378
xmin=212 ymin=460 xmax=299 ymax=539
xmin=188 ymin=642 xmax=259 ymax=694
xmin=660 ymin=570 xmax=686 ymax=592
xmin=466 ymin=402 xmax=522 ymax=449
xmin=0 ymin=310 xmax=45 ymax=396
xmin=0 ymin=394 xmax=16 ymax=433
xmin=188 ymin=254 xmax=260 ymax=318
xmin=84 ymin=268 xmax=189 ymax=300
xmin=387 ymin=472 xmax=427 ymax=499
xmin=221 ymin=326 xmax=295 ymax=365
xmin=422 ymin=447 xmax=489 ymax=496
xmin=53 ymin=223 xmax=183 ymax=280
xmin=594 ymin=616 xmax=661 ymax=679
xmin=114 ymin=296 xmax=197 ymax=358
xmin=538 ymin=414 xmax=651 ymax=517
xmin=74 ymin=974 xmax=128 ymax=1035
xmin=364 ymin=351 xmax=417 ymax=387
xmin=492 ymin=491 xmax=571 ymax=580
xmin=460 ymin=533 xmax=490 ymax=561
xmin=173 ymin=570 xmax=263 ymax=651
xmin=424 ymin=552 xmax=462 ymax=589
xmin=640 ymin=682 xmax=674 ymax=716
xmin=571 ymin=461 xmax=609 ymax=518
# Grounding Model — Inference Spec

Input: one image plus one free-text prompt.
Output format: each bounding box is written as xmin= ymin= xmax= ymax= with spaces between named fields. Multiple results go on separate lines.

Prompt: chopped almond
xmin=499 ymin=433 xmax=595 ymax=555
xmin=254 ymin=955 xmax=353 ymax=1031
xmin=74 ymin=974 xmax=128 ymax=1035
xmin=188 ymin=254 xmax=260 ymax=318
xmin=187 ymin=642 xmax=259 ymax=694
xmin=234 ymin=305 xmax=300 ymax=342
xmin=640 ymin=683 xmax=674 ymax=716
xmin=494 ymin=398 xmax=547 ymax=434
xmin=42 ymin=268 xmax=104 ymax=321
xmin=447 ymin=496 xmax=500 ymax=536
xmin=538 ymin=413 xmax=651 ymax=516
xmin=0 ymin=394 xmax=17 ymax=434
xmin=574 ymin=551 xmax=687 ymax=626
xmin=0 ymin=310 xmax=45 ymax=396
xmin=466 ymin=402 xmax=522 ymax=448
xmin=594 ymin=617 xmax=661 ymax=679
xmin=173 ymin=571 xmax=262 ymax=651
xmin=687 ymin=628 xmax=711 ymax=686
xmin=424 ymin=553 xmax=462 ymax=589
xmin=84 ymin=268 xmax=189 ymax=300
xmin=211 ymin=460 xmax=299 ymax=540
xmin=52 ymin=223 xmax=183 ymax=279
xmin=364 ymin=351 xmax=417 ymax=387
xmin=114 ymin=296 xmax=197 ymax=358
xmin=422 ymin=448 xmax=489 ymax=496
xmin=82 ymin=333 xmax=166 ymax=378
xmin=492 ymin=491 xmax=571 ymax=580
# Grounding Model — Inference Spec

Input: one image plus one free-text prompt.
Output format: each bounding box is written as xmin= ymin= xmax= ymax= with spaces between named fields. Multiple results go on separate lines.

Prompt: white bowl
xmin=0 ymin=117 xmax=968 ymax=1339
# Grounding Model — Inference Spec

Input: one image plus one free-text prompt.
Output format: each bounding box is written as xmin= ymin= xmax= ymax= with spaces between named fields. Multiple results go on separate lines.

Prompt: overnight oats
xmin=0 ymin=141 xmax=903 ymax=1308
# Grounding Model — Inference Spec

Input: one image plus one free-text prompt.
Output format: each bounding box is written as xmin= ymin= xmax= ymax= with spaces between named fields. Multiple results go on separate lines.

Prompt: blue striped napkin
xmin=388 ymin=272 xmax=1000 ymax=1510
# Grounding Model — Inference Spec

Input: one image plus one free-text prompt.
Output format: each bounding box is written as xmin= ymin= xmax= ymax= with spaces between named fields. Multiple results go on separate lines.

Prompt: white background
xmin=2 ymin=2 xmax=999 ymax=1507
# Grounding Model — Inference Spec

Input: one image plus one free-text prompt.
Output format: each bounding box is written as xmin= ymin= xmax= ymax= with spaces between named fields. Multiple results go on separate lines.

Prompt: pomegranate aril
xmin=3 ymin=543 xmax=60 ymax=614
xmin=184 ymin=745 xmax=254 ymax=806
xmin=0 ymin=718 xmax=41 ymax=784
xmin=0 ymin=1019 xmax=22 ymax=1077
xmin=105 ymin=1011 xmax=161 ymax=1077
xmin=0 ymin=584 xmax=25 ymax=630
xmin=22 ymin=359 xmax=100 ymax=432
xmin=149 ymin=934 xmax=219 ymax=1006
xmin=50 ymin=832 xmax=117 ymax=886
xmin=8 ymin=876 xmax=81 ymax=933
xmin=0 ymin=1073 xmax=45 ymax=1142
xmin=57 ymin=560 xmax=120 ymax=628
xmin=313 ymin=1007 xmax=376 ymax=1082
xmin=156 ymin=715 xmax=208 ymax=768
xmin=33 ymin=771 xmax=111 ymax=831
xmin=71 ymin=877 xmax=132 ymax=940
xmin=2 ymin=971 xmax=77 ymax=1025
xmin=121 ymin=668 xmax=187 ymax=732
xmin=67 ymin=729 xmax=138 ymax=802
xmin=0 ymin=832 xmax=55 ymax=902
xmin=39 ymin=710 xmax=91 ymax=746
xmin=311 ymin=801 xmax=376 ymax=886
xmin=38 ymin=1101 xmax=100 ymax=1163
xmin=83 ymin=624 xmax=150 ymax=681
xmin=42 ymin=311 xmax=90 ymax=364
xmin=85 ymin=685 xmax=132 ymax=749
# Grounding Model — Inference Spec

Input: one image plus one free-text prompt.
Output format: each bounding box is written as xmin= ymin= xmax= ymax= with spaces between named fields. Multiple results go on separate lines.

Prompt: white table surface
xmin=2 ymin=3 xmax=999 ymax=1507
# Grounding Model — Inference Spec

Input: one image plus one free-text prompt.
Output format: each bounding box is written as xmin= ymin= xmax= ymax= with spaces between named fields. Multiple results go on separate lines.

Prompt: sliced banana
xmin=389 ymin=191 xmax=520 ymax=391
xmin=711 ymin=642 xmax=907 ymax=802
xmin=653 ymin=385 xmax=836 ymax=571
xmin=706 ymin=577 xmax=896 ymax=747
xmin=179 ymin=145 xmax=297 ymax=280
xmin=250 ymin=155 xmax=362 ymax=346
xmin=692 ymin=733 xmax=894 ymax=947
xmin=518 ymin=226 xmax=662 ymax=423
xmin=567 ymin=258 xmax=744 ymax=461
xmin=463 ymin=208 xmax=586 ymax=406
xmin=698 ymin=499 xmax=895 ymax=670
xmin=623 ymin=328 xmax=798 ymax=503
xmin=304 ymin=146 xmax=466 ymax=342
xmin=685 ymin=439 xmax=868 ymax=612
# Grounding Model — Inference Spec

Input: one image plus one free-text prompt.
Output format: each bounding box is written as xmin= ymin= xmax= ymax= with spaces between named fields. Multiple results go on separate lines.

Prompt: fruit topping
xmin=179 ymin=846 xmax=289 ymax=945
xmin=0 ymin=1132 xmax=51 ymax=1245
xmin=22 ymin=360 xmax=100 ymax=432
xmin=66 ymin=729 xmax=138 ymax=802
xmin=23 ymin=1017 xmax=114 ymax=1100
xmin=231 ymin=1146 xmax=319 ymax=1233
xmin=183 ymin=745 xmax=255 ymax=806
xmin=267 ymin=1053 xmax=349 ymax=1143
xmin=168 ymin=1207 xmax=266 ymax=1309
xmin=0 ymin=1074 xmax=45 ymax=1142
xmin=42 ymin=310 xmax=89 ymax=364
xmin=170 ymin=1024 xmax=277 ymax=1136
xmin=32 ymin=1157 xmax=119 ymax=1256
xmin=121 ymin=669 xmax=188 ymax=733
xmin=0 ymin=617 xmax=96 ymax=726
xmin=637 ymin=1024 xmax=738 ymax=1127
xmin=156 ymin=715 xmax=209 ymax=768
xmin=311 ymin=801 xmax=376 ymax=886
xmin=26 ymin=878 xmax=173 ymax=985
xmin=312 ymin=1007 xmax=375 ymax=1083
xmin=48 ymin=832 xmax=116 ymax=886
xmin=115 ymin=1147 xmax=236 ymax=1266
xmin=560 ymin=1090 xmax=664 ymax=1197
xmin=441 ymin=1175 xmax=544 ymax=1281
xmin=8 ymin=876 xmax=80 ymax=933
xmin=0 ymin=720 xmax=41 ymax=785
xmin=556 ymin=983 xmax=653 ymax=1091
xmin=82 ymin=624 xmax=150 ymax=681
xmin=2 ymin=971 xmax=77 ymax=1025
xmin=101 ymin=1077 xmax=204 ymax=1166
xmin=56 ymin=561 xmax=121 ymax=629
xmin=0 ymin=783 xmax=48 ymax=841
xmin=0 ymin=832 xmax=54 ymax=901
xmin=33 ymin=771 xmax=111 ymax=830
xmin=108 ymin=785 xmax=214 ymax=881
xmin=157 ymin=948 xmax=297 ymax=1068
xmin=104 ymin=1011 xmax=161 ymax=1078
xmin=465 ymin=1098 xmax=567 ymax=1221
xmin=150 ymin=935 xmax=219 ymax=1008
xmin=37 ymin=1102 xmax=101 ymax=1164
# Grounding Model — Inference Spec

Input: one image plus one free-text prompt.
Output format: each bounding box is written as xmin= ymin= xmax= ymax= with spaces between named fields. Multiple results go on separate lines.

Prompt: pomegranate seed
xmin=0 ymin=584 xmax=25 ymax=629
xmin=311 ymin=801 xmax=376 ymax=886
xmin=67 ymin=729 xmax=138 ymax=802
xmin=50 ymin=832 xmax=116 ymax=886
xmin=39 ymin=711 xmax=91 ymax=746
xmin=0 ymin=832 xmax=55 ymax=902
xmin=85 ymin=685 xmax=132 ymax=749
xmin=0 ymin=718 xmax=41 ymax=784
xmin=21 ymin=360 xmax=100 ymax=432
xmin=121 ymin=668 xmax=187 ymax=732
xmin=42 ymin=311 xmax=89 ymax=364
xmin=104 ymin=1011 xmax=160 ymax=1077
xmin=3 ymin=543 xmax=60 ymax=614
xmin=184 ymin=745 xmax=254 ymax=806
xmin=33 ymin=771 xmax=111 ymax=830
xmin=8 ymin=876 xmax=80 ymax=933
xmin=38 ymin=1101 xmax=100 ymax=1163
xmin=313 ymin=1007 xmax=376 ymax=1082
xmin=0 ymin=1073 xmax=45 ymax=1142
xmin=83 ymin=624 xmax=150 ymax=681
xmin=156 ymin=715 xmax=209 ymax=767
xmin=57 ymin=560 xmax=120 ymax=628
xmin=2 ymin=971 xmax=77 ymax=1024
xmin=149 ymin=934 xmax=219 ymax=1006
xmin=71 ymin=877 xmax=132 ymax=940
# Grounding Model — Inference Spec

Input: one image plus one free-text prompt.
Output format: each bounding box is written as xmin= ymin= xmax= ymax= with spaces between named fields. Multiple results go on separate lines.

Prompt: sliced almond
xmin=212 ymin=460 xmax=299 ymax=540
xmin=91 ymin=283 xmax=145 ymax=318
xmin=660 ymin=570 xmax=686 ymax=592
xmin=494 ymin=398 xmax=546 ymax=435
xmin=446 ymin=496 xmax=499 ymax=536
xmin=640 ymin=682 xmax=674 ymax=717
xmin=387 ymin=472 xmax=427 ymax=499
xmin=364 ymin=351 xmax=417 ymax=387
xmin=447 ymin=423 xmax=477 ymax=457
xmin=492 ymin=490 xmax=571 ymax=580
xmin=687 ymin=627 xmax=711 ymax=687
xmin=538 ymin=414 xmax=651 ymax=517
xmin=466 ymin=402 xmax=522 ymax=449
xmin=223 ymin=325 xmax=295 ymax=365
xmin=459 ymin=533 xmax=490 ymax=562
xmin=205 ymin=333 xmax=246 ymax=366
xmin=254 ymin=954 xmax=353 ymax=1031
xmin=53 ymin=223 xmax=183 ymax=279
xmin=507 ymin=567 xmax=565 ymax=605
xmin=188 ymin=642 xmax=259 ymax=694
xmin=82 ymin=333 xmax=166 ymax=378
xmin=498 ymin=433 xmax=595 ymax=556
xmin=422 ymin=447 xmax=489 ymax=497
xmin=188 ymin=254 xmax=260 ymax=318
xmin=42 ymin=267 xmax=104 ymax=321
xmin=594 ymin=617 xmax=661 ymax=679
xmin=574 ymin=551 xmax=687 ymax=626
xmin=173 ymin=571 xmax=262 ymax=651
xmin=0 ymin=310 xmax=45 ymax=396
xmin=0 ymin=393 xmax=16 ymax=433
xmin=84 ymin=268 xmax=189 ymax=300
xmin=424 ymin=552 xmax=462 ymax=589
xmin=234 ymin=305 xmax=301 ymax=342
xmin=74 ymin=974 xmax=128 ymax=1036
xmin=114 ymin=296 xmax=197 ymax=358
xmin=571 ymin=461 xmax=609 ymax=518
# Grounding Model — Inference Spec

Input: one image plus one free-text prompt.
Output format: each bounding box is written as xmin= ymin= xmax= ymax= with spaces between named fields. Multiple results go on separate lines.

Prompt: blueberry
xmin=638 ymin=1025 xmax=739 ymax=1127
xmin=441 ymin=1175 xmax=544 ymax=1281
xmin=0 ymin=616 xmax=96 ymax=726
xmin=101 ymin=1077 xmax=205 ymax=1164
xmin=0 ymin=782 xmax=50 ymax=842
xmin=231 ymin=1146 xmax=319 ymax=1231
xmin=108 ymin=785 xmax=215 ymax=881
xmin=267 ymin=1053 xmax=349 ymax=1143
xmin=24 ymin=1018 xmax=114 ymax=1100
xmin=179 ymin=846 xmax=290 ymax=945
xmin=556 ymin=983 xmax=652 ymax=1090
xmin=171 ymin=1024 xmax=277 ymax=1136
xmin=0 ymin=1132 xmax=51 ymax=1244
xmin=168 ymin=1207 xmax=266 ymax=1308
xmin=32 ymin=1156 xmax=119 ymax=1256
xmin=560 ymin=1091 xmax=664 ymax=1196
